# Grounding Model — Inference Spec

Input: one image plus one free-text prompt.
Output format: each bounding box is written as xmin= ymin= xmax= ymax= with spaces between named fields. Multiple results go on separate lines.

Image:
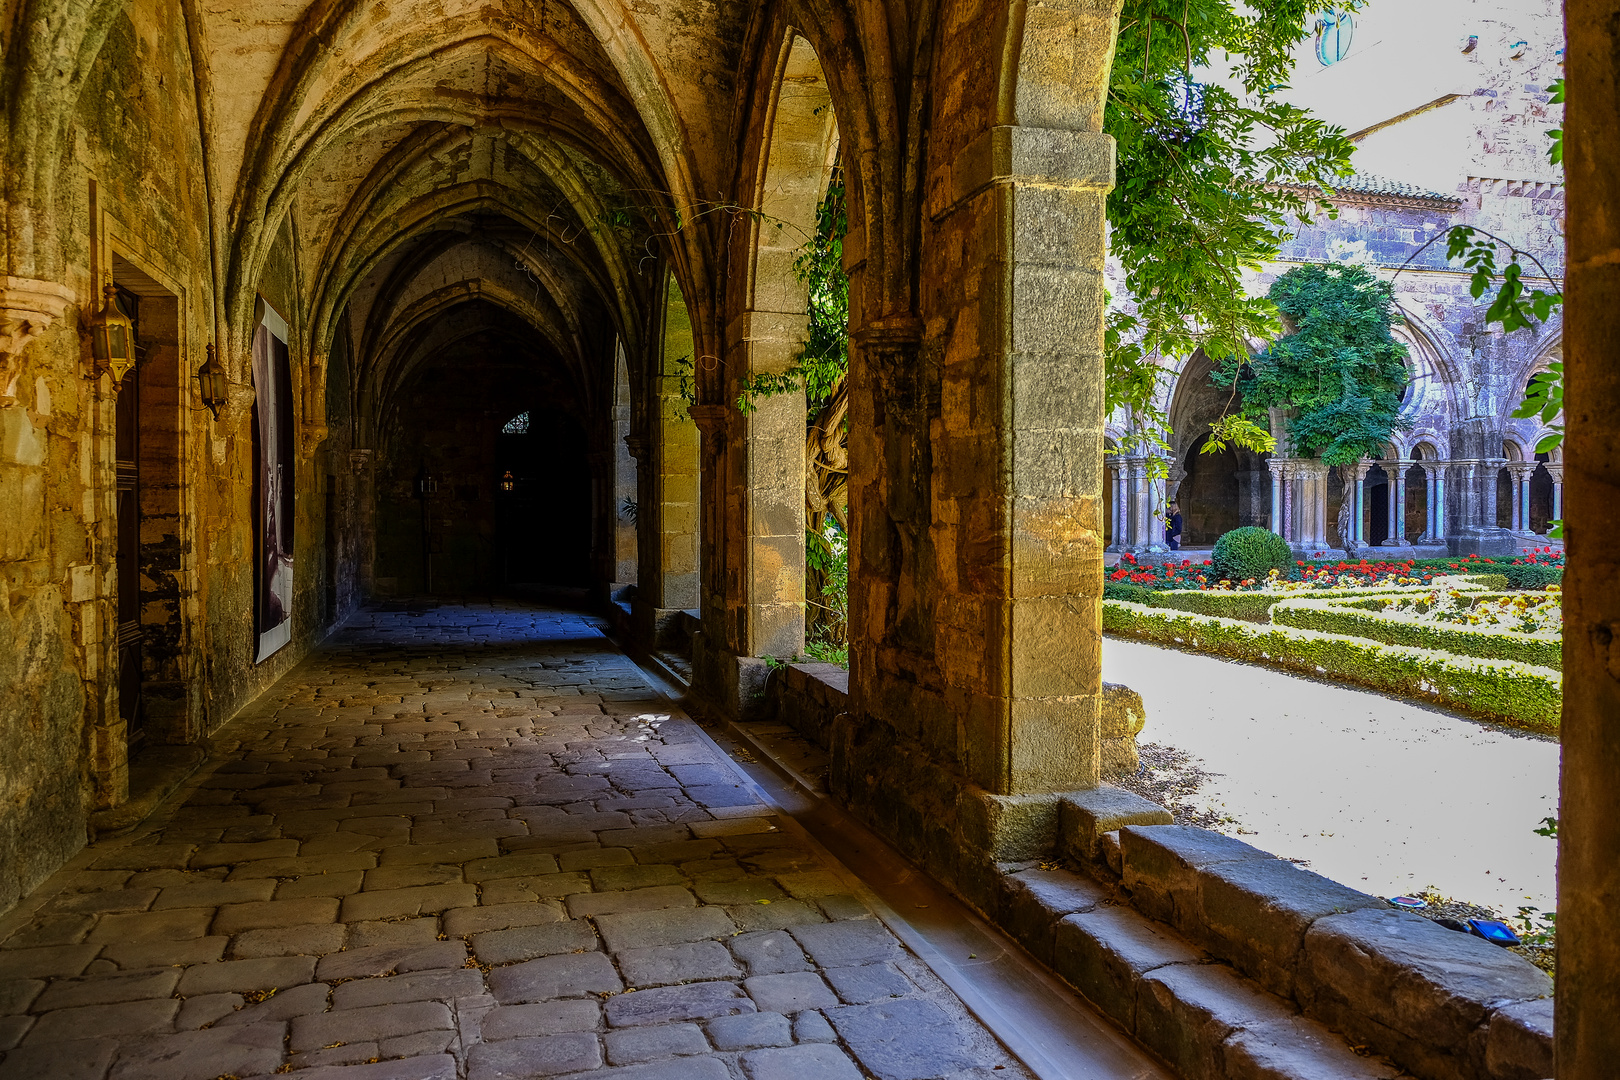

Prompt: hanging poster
xmin=252 ymin=302 xmax=295 ymax=661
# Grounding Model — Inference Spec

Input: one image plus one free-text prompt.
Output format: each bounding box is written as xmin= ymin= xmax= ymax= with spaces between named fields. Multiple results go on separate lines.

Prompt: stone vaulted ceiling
xmin=200 ymin=0 xmax=744 ymax=440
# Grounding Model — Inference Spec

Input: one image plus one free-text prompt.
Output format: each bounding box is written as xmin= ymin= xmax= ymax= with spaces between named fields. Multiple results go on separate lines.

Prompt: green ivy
xmin=1214 ymin=263 xmax=1411 ymax=464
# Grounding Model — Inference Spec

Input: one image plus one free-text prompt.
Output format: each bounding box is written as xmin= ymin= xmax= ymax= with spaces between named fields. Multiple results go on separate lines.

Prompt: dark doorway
xmin=1530 ymin=454 xmax=1554 ymax=535
xmin=111 ymin=256 xmax=187 ymax=747
xmin=1179 ymin=434 xmax=1241 ymax=544
xmin=496 ymin=408 xmax=592 ymax=586
xmin=1497 ymin=467 xmax=1515 ymax=529
xmin=1367 ymin=465 xmax=1390 ymax=546
xmin=112 ymin=285 xmax=144 ymax=750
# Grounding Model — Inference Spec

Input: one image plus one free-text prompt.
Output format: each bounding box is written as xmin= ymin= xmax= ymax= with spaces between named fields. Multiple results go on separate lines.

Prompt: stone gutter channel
xmin=654 ymin=658 xmax=1556 ymax=1080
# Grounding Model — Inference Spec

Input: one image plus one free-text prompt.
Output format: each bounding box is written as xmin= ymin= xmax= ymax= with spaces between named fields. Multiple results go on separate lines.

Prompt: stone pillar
xmin=1269 ymin=465 xmax=1283 ymax=536
xmin=1433 ymin=462 xmax=1448 ymax=540
xmin=1105 ymin=457 xmax=1125 ymax=551
xmin=1420 ymin=466 xmax=1437 ymax=542
xmin=1510 ymin=462 xmax=1535 ymax=535
xmin=1558 ymin=8 xmax=1620 ymax=1070
xmin=1394 ymin=462 xmax=1410 ymax=542
xmin=631 ymin=280 xmax=702 ymax=650
xmin=1121 ymin=456 xmax=1169 ymax=556
xmin=1348 ymin=461 xmax=1371 ymax=546
xmin=1548 ymin=464 xmax=1563 ymax=524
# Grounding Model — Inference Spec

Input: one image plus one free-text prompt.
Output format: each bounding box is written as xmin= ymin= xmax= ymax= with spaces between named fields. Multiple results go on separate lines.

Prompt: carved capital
xmin=0 ymin=277 xmax=75 ymax=396
xmin=687 ymin=404 xmax=729 ymax=439
xmin=624 ymin=434 xmax=651 ymax=461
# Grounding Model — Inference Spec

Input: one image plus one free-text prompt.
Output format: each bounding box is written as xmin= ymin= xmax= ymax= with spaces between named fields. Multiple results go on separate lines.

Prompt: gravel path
xmin=1103 ymin=637 xmax=1560 ymax=916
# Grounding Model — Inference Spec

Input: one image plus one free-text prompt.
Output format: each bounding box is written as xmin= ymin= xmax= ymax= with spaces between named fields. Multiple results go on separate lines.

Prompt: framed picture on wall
xmin=252 ymin=300 xmax=294 ymax=662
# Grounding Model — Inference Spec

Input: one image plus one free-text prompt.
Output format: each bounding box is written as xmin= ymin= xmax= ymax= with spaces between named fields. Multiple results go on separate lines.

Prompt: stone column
xmin=1420 ymin=465 xmax=1437 ymax=542
xmin=1392 ymin=461 xmax=1410 ymax=543
xmin=1293 ymin=458 xmax=1334 ymax=554
xmin=1124 ymin=457 xmax=1168 ymax=556
xmin=1433 ymin=461 xmax=1448 ymax=540
xmin=1557 ymin=9 xmax=1620 ymax=1071
xmin=631 ymin=283 xmax=703 ymax=651
xmin=1511 ymin=463 xmax=1536 ymax=534
xmin=1106 ymin=457 xmax=1126 ymax=552
xmin=1269 ymin=465 xmax=1283 ymax=536
xmin=1347 ymin=461 xmax=1371 ymax=546
xmin=1548 ymin=464 xmax=1563 ymax=524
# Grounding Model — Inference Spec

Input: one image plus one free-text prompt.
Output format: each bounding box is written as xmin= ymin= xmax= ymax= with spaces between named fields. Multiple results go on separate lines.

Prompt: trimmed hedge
xmin=1502 ymin=563 xmax=1563 ymax=590
xmin=1270 ymin=598 xmax=1562 ymax=670
xmin=1103 ymin=601 xmax=1560 ymax=732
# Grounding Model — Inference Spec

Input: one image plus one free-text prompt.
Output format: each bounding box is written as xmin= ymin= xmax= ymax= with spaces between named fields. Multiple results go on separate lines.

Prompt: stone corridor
xmin=0 ymin=602 xmax=1030 ymax=1080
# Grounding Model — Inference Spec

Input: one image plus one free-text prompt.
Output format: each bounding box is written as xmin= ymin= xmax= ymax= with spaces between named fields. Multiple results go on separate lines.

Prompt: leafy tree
xmin=1215 ymin=262 xmax=1411 ymax=548
xmin=1106 ymin=0 xmax=1363 ymax=460
xmin=1217 ymin=263 xmax=1410 ymax=462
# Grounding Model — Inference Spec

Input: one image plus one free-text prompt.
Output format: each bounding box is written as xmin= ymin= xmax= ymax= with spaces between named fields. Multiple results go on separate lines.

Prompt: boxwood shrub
xmin=1213 ymin=527 xmax=1295 ymax=583
xmin=1103 ymin=601 xmax=1560 ymax=732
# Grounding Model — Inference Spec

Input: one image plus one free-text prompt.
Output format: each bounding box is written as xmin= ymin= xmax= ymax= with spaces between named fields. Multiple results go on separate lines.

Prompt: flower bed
xmin=1108 ymin=549 xmax=1560 ymax=593
xmin=1271 ymin=587 xmax=1563 ymax=670
xmin=1103 ymin=601 xmax=1561 ymax=731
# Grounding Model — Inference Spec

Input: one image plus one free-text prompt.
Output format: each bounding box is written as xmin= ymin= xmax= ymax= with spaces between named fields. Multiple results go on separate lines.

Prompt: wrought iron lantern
xmin=85 ymin=280 xmax=136 ymax=388
xmin=500 ymin=470 xmax=516 ymax=493
xmin=197 ymin=344 xmax=228 ymax=420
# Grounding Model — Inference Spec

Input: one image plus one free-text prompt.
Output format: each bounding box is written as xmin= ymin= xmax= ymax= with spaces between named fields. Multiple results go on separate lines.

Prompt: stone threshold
xmin=749 ymin=661 xmax=1554 ymax=1080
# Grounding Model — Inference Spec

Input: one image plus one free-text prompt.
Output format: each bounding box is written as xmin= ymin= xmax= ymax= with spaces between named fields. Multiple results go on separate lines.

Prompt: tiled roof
xmin=1285 ymin=171 xmax=1463 ymax=206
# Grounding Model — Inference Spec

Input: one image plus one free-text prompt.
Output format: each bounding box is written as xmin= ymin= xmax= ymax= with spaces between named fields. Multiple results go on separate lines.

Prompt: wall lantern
xmin=197 ymin=344 xmax=228 ymax=419
xmin=1510 ymin=40 xmax=1529 ymax=59
xmin=500 ymin=470 xmax=515 ymax=492
xmin=85 ymin=279 xmax=136 ymax=389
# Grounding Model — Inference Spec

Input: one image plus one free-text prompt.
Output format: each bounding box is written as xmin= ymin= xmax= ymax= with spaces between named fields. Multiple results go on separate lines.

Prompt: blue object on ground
xmin=1467 ymin=919 xmax=1522 ymax=946
xmin=1388 ymin=896 xmax=1428 ymax=909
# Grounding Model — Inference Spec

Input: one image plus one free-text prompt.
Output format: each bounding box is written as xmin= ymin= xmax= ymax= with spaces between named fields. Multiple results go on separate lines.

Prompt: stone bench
xmin=1012 ymin=795 xmax=1554 ymax=1080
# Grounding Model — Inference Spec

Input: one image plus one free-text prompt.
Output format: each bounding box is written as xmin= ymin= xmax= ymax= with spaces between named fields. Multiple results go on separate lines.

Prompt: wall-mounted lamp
xmin=500 ymin=470 xmax=515 ymax=492
xmin=1510 ymin=40 xmax=1529 ymax=59
xmin=418 ymin=474 xmax=438 ymax=496
xmin=197 ymin=344 xmax=228 ymax=420
xmin=84 ymin=279 xmax=136 ymax=389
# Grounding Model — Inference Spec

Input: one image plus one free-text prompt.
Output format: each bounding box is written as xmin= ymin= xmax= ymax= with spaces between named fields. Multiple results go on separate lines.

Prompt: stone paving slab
xmin=0 ymin=601 xmax=1035 ymax=1080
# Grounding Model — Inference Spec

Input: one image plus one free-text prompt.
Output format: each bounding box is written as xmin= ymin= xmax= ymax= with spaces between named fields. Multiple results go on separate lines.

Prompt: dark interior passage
xmin=373 ymin=304 xmax=593 ymax=595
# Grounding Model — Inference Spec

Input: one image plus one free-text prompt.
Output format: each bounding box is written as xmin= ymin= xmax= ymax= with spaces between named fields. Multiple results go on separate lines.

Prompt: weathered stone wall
xmin=0 ymin=0 xmax=360 ymax=913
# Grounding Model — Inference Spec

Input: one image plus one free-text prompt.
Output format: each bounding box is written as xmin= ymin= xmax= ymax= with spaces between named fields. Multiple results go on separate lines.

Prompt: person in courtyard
xmin=1165 ymin=501 xmax=1183 ymax=550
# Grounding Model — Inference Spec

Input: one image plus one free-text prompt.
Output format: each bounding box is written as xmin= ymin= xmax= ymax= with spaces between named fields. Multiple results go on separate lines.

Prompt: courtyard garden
xmin=1100 ymin=527 xmax=1564 ymax=731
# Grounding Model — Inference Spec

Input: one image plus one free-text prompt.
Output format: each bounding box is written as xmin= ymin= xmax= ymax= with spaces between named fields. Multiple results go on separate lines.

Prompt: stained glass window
xmin=502 ymin=411 xmax=530 ymax=435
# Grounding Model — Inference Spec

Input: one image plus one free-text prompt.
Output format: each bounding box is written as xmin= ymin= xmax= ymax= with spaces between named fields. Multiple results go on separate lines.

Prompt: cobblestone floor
xmin=0 ymin=601 xmax=1033 ymax=1080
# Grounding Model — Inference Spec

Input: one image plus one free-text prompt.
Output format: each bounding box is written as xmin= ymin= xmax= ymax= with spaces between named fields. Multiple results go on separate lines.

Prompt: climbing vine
xmin=1214 ymin=262 xmax=1411 ymax=465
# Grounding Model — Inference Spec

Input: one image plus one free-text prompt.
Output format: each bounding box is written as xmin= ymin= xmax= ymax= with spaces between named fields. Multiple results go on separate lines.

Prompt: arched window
xmin=501 ymin=411 xmax=530 ymax=435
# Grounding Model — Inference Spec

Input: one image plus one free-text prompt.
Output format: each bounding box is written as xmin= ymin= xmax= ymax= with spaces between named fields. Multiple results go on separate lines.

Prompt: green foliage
xmin=1103 ymin=581 xmax=1157 ymax=604
xmin=1215 ymin=263 xmax=1411 ymax=464
xmin=1501 ymin=562 xmax=1563 ymax=590
xmin=1103 ymin=601 xmax=1561 ymax=731
xmin=1534 ymin=815 xmax=1558 ymax=839
xmin=1105 ymin=2 xmax=1359 ymax=438
xmin=1546 ymin=78 xmax=1565 ymax=166
xmin=1446 ymin=227 xmax=1563 ymax=334
xmin=1212 ymin=526 xmax=1294 ymax=582
xmin=805 ymin=522 xmax=848 ymax=650
xmin=1270 ymin=599 xmax=1562 ymax=670
xmin=737 ymin=180 xmax=848 ymax=414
